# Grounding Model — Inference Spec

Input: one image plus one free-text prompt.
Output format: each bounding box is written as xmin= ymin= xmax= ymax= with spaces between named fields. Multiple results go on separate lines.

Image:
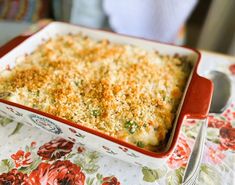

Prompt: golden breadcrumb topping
xmin=0 ymin=34 xmax=191 ymax=151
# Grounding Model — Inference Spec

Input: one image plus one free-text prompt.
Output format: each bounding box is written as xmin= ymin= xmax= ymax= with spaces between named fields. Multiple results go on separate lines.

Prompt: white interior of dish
xmin=0 ymin=22 xmax=199 ymax=153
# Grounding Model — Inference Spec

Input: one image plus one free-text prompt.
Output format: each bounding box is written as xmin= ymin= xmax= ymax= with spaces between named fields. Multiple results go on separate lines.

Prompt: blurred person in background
xmin=0 ymin=0 xmax=198 ymax=45
xmin=69 ymin=0 xmax=198 ymax=45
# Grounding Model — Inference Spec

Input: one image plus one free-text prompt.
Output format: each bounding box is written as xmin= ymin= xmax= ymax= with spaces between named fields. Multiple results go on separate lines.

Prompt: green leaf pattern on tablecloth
xmin=0 ymin=116 xmax=12 ymax=126
xmin=0 ymin=116 xmax=23 ymax=135
xmin=8 ymin=122 xmax=23 ymax=136
xmin=86 ymin=177 xmax=96 ymax=185
xmin=206 ymin=127 xmax=220 ymax=143
xmin=74 ymin=151 xmax=100 ymax=174
xmin=17 ymin=157 xmax=42 ymax=174
xmin=0 ymin=159 xmax=14 ymax=174
xmin=198 ymin=164 xmax=221 ymax=185
xmin=166 ymin=167 xmax=184 ymax=185
xmin=142 ymin=166 xmax=167 ymax=182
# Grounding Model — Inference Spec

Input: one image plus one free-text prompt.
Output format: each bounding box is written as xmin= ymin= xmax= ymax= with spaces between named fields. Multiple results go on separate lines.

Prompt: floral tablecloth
xmin=0 ymin=46 xmax=235 ymax=184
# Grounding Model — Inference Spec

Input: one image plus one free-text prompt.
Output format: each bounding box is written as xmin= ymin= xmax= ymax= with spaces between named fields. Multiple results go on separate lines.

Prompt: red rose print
xmin=0 ymin=169 xmax=29 ymax=185
xmin=229 ymin=64 xmax=235 ymax=75
xmin=102 ymin=176 xmax=120 ymax=185
xmin=11 ymin=150 xmax=33 ymax=168
xmin=28 ymin=160 xmax=85 ymax=185
xmin=28 ymin=163 xmax=50 ymax=185
xmin=207 ymin=147 xmax=225 ymax=164
xmin=30 ymin=142 xmax=36 ymax=148
xmin=233 ymin=112 xmax=235 ymax=119
xmin=77 ymin=146 xmax=85 ymax=153
xmin=37 ymin=138 xmax=74 ymax=160
xmin=167 ymin=136 xmax=191 ymax=169
xmin=219 ymin=127 xmax=235 ymax=151
xmin=208 ymin=116 xmax=232 ymax=129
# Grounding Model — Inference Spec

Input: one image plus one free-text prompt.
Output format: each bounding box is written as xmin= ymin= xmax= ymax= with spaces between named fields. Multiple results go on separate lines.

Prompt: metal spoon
xmin=182 ymin=70 xmax=232 ymax=185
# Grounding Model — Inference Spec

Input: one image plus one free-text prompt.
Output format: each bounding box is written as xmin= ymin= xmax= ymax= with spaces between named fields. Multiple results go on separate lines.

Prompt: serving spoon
xmin=182 ymin=70 xmax=232 ymax=185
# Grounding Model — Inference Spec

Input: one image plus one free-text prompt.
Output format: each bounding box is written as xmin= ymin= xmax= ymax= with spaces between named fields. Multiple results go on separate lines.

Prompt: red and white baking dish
xmin=0 ymin=22 xmax=213 ymax=168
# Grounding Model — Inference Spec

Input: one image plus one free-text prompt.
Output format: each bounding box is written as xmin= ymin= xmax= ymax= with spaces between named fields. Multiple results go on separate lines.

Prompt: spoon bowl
xmin=208 ymin=71 xmax=232 ymax=113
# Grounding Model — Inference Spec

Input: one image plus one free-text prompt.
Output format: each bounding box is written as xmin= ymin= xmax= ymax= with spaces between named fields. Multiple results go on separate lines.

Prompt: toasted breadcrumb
xmin=0 ymin=34 xmax=191 ymax=151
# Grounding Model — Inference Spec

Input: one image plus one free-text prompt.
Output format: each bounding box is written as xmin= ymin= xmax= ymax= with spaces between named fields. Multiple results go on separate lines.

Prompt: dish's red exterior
xmin=0 ymin=27 xmax=213 ymax=158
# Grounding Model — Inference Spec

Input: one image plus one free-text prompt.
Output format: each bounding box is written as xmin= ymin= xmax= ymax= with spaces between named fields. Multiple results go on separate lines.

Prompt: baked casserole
xmin=0 ymin=34 xmax=191 ymax=151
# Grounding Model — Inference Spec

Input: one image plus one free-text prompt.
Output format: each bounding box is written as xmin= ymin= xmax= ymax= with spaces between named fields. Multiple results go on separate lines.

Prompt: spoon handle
xmin=182 ymin=118 xmax=208 ymax=184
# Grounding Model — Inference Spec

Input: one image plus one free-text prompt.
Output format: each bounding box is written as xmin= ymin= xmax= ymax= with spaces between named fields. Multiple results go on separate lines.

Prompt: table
xmin=0 ymin=48 xmax=234 ymax=185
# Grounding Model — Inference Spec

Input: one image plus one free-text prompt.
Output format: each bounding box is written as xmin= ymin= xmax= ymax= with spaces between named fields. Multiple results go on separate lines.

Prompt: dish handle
xmin=182 ymin=73 xmax=213 ymax=119
xmin=0 ymin=35 xmax=30 ymax=58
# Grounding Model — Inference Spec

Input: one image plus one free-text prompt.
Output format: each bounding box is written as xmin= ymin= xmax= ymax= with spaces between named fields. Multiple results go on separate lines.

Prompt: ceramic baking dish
xmin=0 ymin=22 xmax=213 ymax=168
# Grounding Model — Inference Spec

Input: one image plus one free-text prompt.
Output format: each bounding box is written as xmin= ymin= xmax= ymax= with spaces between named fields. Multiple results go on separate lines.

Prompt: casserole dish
xmin=0 ymin=22 xmax=213 ymax=168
